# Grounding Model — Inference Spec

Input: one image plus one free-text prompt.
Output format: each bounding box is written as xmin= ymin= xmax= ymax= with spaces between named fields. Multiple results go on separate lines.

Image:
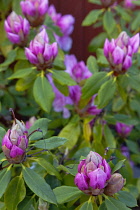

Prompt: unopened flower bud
xmin=74 ymin=151 xmax=111 ymax=195
xmin=20 ymin=0 xmax=48 ymax=27
xmin=2 ymin=117 xmax=28 ymax=164
xmin=104 ymin=173 xmax=125 ymax=196
xmin=104 ymin=31 xmax=139 ymax=75
xmin=100 ymin=0 xmax=117 ymax=7
xmin=116 ymin=122 xmax=133 ymax=138
xmin=25 ymin=28 xmax=58 ymax=70
xmin=4 ymin=11 xmax=30 ymax=46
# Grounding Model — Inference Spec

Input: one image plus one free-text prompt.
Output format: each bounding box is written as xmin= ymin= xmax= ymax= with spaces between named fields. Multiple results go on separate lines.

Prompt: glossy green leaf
xmin=82 ymin=9 xmax=103 ymax=26
xmin=17 ymin=196 xmax=35 ymax=210
xmin=36 ymin=158 xmax=61 ymax=180
xmin=80 ymin=201 xmax=93 ymax=210
xmin=96 ymin=49 xmax=109 ymax=66
xmin=89 ymin=32 xmax=107 ymax=52
xmin=115 ymin=6 xmax=131 ymax=22
xmin=82 ymin=72 xmax=108 ymax=99
xmin=4 ymin=176 xmax=26 ymax=210
xmin=126 ymin=140 xmax=139 ymax=154
xmin=53 ymin=186 xmax=83 ymax=204
xmin=52 ymin=70 xmax=76 ymax=86
xmin=112 ymin=159 xmax=126 ymax=174
xmin=104 ymin=124 xmax=116 ymax=148
xmin=8 ymin=68 xmax=35 ymax=79
xmin=0 ymin=50 xmax=16 ymax=69
xmin=0 ymin=168 xmax=11 ymax=198
xmin=105 ymin=197 xmax=130 ymax=210
xmin=33 ymin=75 xmax=54 ymax=113
xmin=58 ymin=122 xmax=81 ymax=149
xmin=103 ymin=11 xmax=116 ymax=34
xmin=29 ymin=118 xmax=50 ymax=141
xmin=87 ymin=56 xmax=99 ymax=73
xmin=22 ymin=167 xmax=57 ymax=204
xmin=98 ymin=78 xmax=117 ymax=108
xmin=33 ymin=136 xmax=68 ymax=150
xmin=117 ymin=191 xmax=137 ymax=207
xmin=99 ymin=202 xmax=107 ymax=210
xmin=0 ymin=127 xmax=6 ymax=144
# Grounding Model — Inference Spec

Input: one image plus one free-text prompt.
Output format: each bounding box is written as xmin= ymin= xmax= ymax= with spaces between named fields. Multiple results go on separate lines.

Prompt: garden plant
xmin=0 ymin=0 xmax=140 ymax=209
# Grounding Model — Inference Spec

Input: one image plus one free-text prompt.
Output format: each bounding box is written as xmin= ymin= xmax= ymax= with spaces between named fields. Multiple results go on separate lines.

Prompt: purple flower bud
xmin=4 ymin=11 xmax=30 ymax=46
xmin=20 ymin=0 xmax=49 ymax=27
xmin=74 ymin=151 xmax=111 ymax=195
xmin=116 ymin=122 xmax=133 ymax=138
xmin=104 ymin=173 xmax=125 ymax=196
xmin=25 ymin=29 xmax=58 ymax=70
xmin=124 ymin=0 xmax=137 ymax=8
xmin=25 ymin=116 xmax=36 ymax=129
xmin=2 ymin=119 xmax=28 ymax=164
xmin=104 ymin=31 xmax=140 ymax=75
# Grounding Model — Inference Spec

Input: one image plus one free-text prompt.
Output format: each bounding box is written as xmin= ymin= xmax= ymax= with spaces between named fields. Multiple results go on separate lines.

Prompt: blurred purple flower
xmin=104 ymin=31 xmax=139 ymax=75
xmin=74 ymin=151 xmax=111 ymax=195
xmin=116 ymin=122 xmax=133 ymax=138
xmin=48 ymin=5 xmax=75 ymax=51
xmin=20 ymin=0 xmax=48 ymax=27
xmin=121 ymin=146 xmax=134 ymax=167
xmin=124 ymin=0 xmax=137 ymax=8
xmin=25 ymin=28 xmax=58 ymax=70
xmin=25 ymin=116 xmax=36 ymax=129
xmin=4 ymin=11 xmax=30 ymax=46
xmin=2 ymin=119 xmax=28 ymax=164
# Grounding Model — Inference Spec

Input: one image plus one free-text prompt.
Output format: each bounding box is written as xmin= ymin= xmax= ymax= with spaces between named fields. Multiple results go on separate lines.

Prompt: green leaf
xmin=117 ymin=191 xmax=137 ymax=208
xmin=104 ymin=124 xmax=116 ymax=148
xmin=54 ymin=80 xmax=69 ymax=96
xmin=98 ymin=78 xmax=117 ymax=108
xmin=115 ymin=6 xmax=131 ymax=22
xmin=8 ymin=68 xmax=35 ymax=80
xmin=29 ymin=118 xmax=50 ymax=141
xmin=0 ymin=168 xmax=11 ymax=198
xmin=33 ymin=137 xmax=68 ymax=150
xmin=53 ymin=186 xmax=83 ymax=204
xmin=89 ymin=32 xmax=107 ymax=52
xmin=105 ymin=197 xmax=130 ymax=210
xmin=12 ymin=0 xmax=22 ymax=14
xmin=33 ymin=75 xmax=54 ymax=113
xmin=4 ymin=176 xmax=26 ymax=210
xmin=0 ymin=50 xmax=16 ymax=70
xmin=99 ymin=202 xmax=107 ymax=210
xmin=58 ymin=122 xmax=81 ymax=149
xmin=131 ymin=13 xmax=140 ymax=31
xmin=126 ymin=140 xmax=139 ymax=154
xmin=36 ymin=158 xmax=61 ymax=180
xmin=82 ymin=72 xmax=108 ymax=99
xmin=52 ymin=70 xmax=76 ymax=86
xmin=82 ymin=9 xmax=103 ymax=26
xmin=0 ymin=127 xmax=6 ymax=144
xmin=103 ymin=11 xmax=116 ymax=34
xmin=16 ymin=48 xmax=27 ymax=60
xmin=112 ymin=159 xmax=126 ymax=174
xmin=97 ymin=49 xmax=109 ymax=66
xmin=17 ymin=196 xmax=35 ymax=210
xmin=87 ymin=56 xmax=99 ymax=73
xmin=128 ymin=74 xmax=140 ymax=92
xmin=80 ymin=201 xmax=93 ymax=210
xmin=22 ymin=167 xmax=57 ymax=204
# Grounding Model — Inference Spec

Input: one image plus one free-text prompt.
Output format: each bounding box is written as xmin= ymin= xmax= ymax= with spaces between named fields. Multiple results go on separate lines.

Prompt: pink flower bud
xmin=25 ymin=29 xmax=58 ymax=70
xmin=74 ymin=151 xmax=111 ymax=195
xmin=25 ymin=116 xmax=36 ymax=129
xmin=104 ymin=173 xmax=125 ymax=196
xmin=20 ymin=0 xmax=49 ymax=27
xmin=104 ymin=31 xmax=139 ymax=75
xmin=2 ymin=119 xmax=28 ymax=164
xmin=4 ymin=11 xmax=30 ymax=46
xmin=124 ymin=0 xmax=137 ymax=8
xmin=116 ymin=122 xmax=133 ymax=138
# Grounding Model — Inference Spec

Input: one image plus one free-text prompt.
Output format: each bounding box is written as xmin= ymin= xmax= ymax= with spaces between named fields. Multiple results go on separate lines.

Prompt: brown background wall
xmin=49 ymin=0 xmax=101 ymax=62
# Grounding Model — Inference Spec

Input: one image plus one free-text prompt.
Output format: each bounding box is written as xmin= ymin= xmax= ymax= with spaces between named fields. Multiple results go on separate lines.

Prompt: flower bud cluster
xmin=2 ymin=119 xmax=28 ymax=164
xmin=20 ymin=0 xmax=49 ymax=27
xmin=75 ymin=151 xmax=125 ymax=196
xmin=25 ymin=28 xmax=58 ymax=70
xmin=104 ymin=31 xmax=139 ymax=75
xmin=4 ymin=11 xmax=30 ymax=46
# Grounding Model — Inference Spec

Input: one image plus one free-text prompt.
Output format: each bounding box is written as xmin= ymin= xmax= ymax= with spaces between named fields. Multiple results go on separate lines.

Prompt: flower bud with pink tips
xmin=2 ymin=109 xmax=28 ymax=164
xmin=4 ymin=11 xmax=30 ymax=46
xmin=25 ymin=28 xmax=58 ymax=70
xmin=74 ymin=151 xmax=111 ymax=195
xmin=104 ymin=31 xmax=139 ymax=75
xmin=20 ymin=0 xmax=49 ymax=27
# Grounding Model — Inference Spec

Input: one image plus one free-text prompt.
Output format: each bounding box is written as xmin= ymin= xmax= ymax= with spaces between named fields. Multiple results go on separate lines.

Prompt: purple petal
xmin=20 ymin=1 xmax=36 ymax=16
xmin=39 ymin=0 xmax=49 ymax=15
xmin=4 ymin=20 xmax=12 ymax=33
xmin=104 ymin=39 xmax=110 ymax=57
xmin=25 ymin=48 xmax=38 ymax=64
xmin=78 ymin=160 xmax=86 ymax=173
xmin=65 ymin=54 xmax=77 ymax=74
xmin=23 ymin=18 xmax=30 ymax=35
xmin=7 ymin=32 xmax=20 ymax=44
xmin=129 ymin=33 xmax=140 ymax=53
xmin=102 ymin=159 xmax=111 ymax=180
xmin=2 ymin=130 xmax=12 ymax=149
xmin=112 ymin=46 xmax=124 ymax=64
xmin=74 ymin=173 xmax=89 ymax=190
xmin=10 ymin=145 xmax=24 ymax=158
xmin=51 ymin=42 xmax=58 ymax=58
xmin=88 ymin=168 xmax=107 ymax=189
xmin=43 ymin=43 xmax=52 ymax=61
xmin=123 ymin=55 xmax=132 ymax=70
